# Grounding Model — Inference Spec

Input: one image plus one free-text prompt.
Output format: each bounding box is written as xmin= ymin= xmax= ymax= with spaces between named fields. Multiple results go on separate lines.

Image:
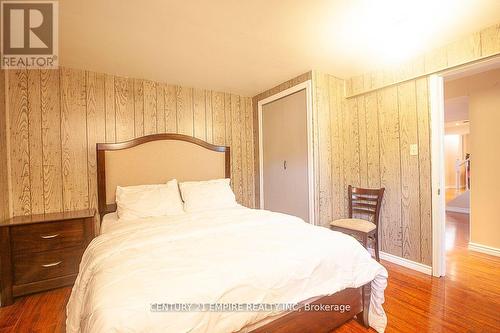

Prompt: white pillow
xmin=116 ymin=179 xmax=184 ymax=220
xmin=179 ymin=178 xmax=238 ymax=213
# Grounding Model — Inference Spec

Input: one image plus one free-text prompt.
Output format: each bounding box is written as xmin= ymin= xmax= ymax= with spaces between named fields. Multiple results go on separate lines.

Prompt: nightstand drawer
xmin=11 ymin=219 xmax=86 ymax=254
xmin=13 ymin=247 xmax=84 ymax=285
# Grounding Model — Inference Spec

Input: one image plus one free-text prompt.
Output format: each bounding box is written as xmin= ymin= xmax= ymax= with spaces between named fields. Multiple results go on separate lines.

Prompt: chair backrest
xmin=348 ymin=185 xmax=385 ymax=226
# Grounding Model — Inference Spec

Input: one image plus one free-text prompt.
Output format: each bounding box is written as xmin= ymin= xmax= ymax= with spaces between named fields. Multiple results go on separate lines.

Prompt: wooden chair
xmin=329 ymin=186 xmax=385 ymax=261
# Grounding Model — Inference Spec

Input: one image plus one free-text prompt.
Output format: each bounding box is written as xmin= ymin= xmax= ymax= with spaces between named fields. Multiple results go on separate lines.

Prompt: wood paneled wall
xmin=339 ymin=22 xmax=500 ymax=265
xmin=346 ymin=22 xmax=500 ymax=96
xmin=313 ymin=72 xmax=432 ymax=264
xmin=252 ymin=71 xmax=433 ymax=264
xmin=334 ymin=78 xmax=432 ymax=265
xmin=311 ymin=72 xmax=345 ymax=228
xmin=0 ymin=70 xmax=9 ymax=222
xmin=4 ymin=67 xmax=255 ymax=218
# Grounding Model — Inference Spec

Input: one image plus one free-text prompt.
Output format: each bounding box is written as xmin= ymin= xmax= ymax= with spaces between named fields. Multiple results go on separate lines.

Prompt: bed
xmin=66 ymin=134 xmax=388 ymax=333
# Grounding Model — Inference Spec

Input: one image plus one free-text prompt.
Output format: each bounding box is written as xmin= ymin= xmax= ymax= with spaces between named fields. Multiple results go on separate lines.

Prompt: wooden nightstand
xmin=0 ymin=209 xmax=95 ymax=306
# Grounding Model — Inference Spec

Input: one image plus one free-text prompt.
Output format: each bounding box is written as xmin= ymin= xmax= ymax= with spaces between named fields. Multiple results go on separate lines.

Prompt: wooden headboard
xmin=96 ymin=133 xmax=230 ymax=219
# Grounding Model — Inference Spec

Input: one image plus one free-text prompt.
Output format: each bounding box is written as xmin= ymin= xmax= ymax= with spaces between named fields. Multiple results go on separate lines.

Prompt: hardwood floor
xmin=1 ymin=213 xmax=498 ymax=332
xmin=445 ymin=188 xmax=467 ymax=203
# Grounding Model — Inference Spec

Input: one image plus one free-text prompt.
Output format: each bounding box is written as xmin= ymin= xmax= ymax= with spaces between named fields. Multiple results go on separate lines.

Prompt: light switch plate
xmin=410 ymin=144 xmax=418 ymax=156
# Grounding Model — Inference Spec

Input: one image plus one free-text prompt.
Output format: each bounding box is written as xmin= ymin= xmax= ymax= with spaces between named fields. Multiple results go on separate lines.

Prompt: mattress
xmin=67 ymin=207 xmax=388 ymax=332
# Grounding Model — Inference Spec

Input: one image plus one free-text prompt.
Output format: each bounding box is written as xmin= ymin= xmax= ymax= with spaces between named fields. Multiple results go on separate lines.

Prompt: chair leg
xmin=361 ymin=234 xmax=368 ymax=252
xmin=374 ymin=232 xmax=380 ymax=262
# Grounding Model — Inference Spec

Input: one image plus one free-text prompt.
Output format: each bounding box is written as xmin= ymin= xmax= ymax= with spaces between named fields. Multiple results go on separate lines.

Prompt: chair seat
xmin=330 ymin=218 xmax=376 ymax=233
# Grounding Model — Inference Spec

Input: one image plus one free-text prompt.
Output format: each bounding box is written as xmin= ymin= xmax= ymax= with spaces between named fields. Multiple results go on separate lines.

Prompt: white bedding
xmin=67 ymin=206 xmax=388 ymax=333
xmin=100 ymin=212 xmax=119 ymax=234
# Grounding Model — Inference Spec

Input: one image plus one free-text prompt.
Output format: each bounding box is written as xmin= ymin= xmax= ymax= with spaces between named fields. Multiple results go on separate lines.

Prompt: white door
xmin=261 ymin=89 xmax=310 ymax=222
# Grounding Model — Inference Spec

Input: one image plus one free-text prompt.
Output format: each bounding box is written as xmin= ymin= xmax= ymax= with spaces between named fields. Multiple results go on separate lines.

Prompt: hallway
xmin=445 ymin=188 xmax=467 ymax=204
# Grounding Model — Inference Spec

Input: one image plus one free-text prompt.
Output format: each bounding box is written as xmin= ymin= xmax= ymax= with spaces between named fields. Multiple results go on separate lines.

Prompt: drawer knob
xmin=41 ymin=261 xmax=62 ymax=268
xmin=40 ymin=233 xmax=60 ymax=239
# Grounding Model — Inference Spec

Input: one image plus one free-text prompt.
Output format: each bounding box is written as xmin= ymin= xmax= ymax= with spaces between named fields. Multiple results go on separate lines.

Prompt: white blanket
xmin=66 ymin=206 xmax=388 ymax=333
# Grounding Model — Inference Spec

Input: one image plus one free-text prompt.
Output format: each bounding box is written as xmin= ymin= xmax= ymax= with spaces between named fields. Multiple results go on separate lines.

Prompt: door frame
xmin=429 ymin=74 xmax=446 ymax=277
xmin=257 ymin=80 xmax=316 ymax=225
xmin=429 ymin=55 xmax=500 ymax=277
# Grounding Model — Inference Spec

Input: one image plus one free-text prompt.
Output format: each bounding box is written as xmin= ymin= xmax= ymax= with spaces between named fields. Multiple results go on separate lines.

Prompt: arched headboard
xmin=96 ymin=134 xmax=230 ymax=219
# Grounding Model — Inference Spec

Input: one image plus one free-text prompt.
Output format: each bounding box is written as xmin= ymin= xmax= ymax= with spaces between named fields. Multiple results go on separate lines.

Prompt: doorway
xmin=258 ymin=81 xmax=315 ymax=224
xmin=430 ymin=56 xmax=500 ymax=277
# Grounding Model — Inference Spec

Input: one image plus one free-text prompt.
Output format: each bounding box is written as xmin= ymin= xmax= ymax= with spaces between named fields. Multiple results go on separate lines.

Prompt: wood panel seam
xmin=414 ymin=81 xmax=423 ymax=262
xmin=396 ymin=88 xmax=404 ymax=255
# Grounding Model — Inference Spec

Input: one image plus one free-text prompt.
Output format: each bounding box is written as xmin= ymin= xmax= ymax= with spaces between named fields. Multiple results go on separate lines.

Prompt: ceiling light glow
xmin=339 ymin=0 xmax=468 ymax=66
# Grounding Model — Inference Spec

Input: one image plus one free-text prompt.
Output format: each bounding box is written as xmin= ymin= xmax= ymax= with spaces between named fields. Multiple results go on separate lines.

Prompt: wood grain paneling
xmin=446 ymin=33 xmax=481 ymax=68
xmin=104 ymin=74 xmax=116 ymax=143
xmin=143 ymin=81 xmax=157 ymax=135
xmin=85 ymin=72 xmax=105 ymax=210
xmin=350 ymin=76 xmax=364 ymax=96
xmin=40 ymin=70 xmax=63 ymax=213
xmin=230 ymin=94 xmax=242 ymax=201
xmin=339 ymin=78 xmax=433 ymax=264
xmin=133 ymin=79 xmax=144 ymax=137
xmin=164 ymin=85 xmax=177 ymax=133
xmin=397 ymin=81 xmax=421 ymax=262
xmin=340 ymin=17 xmax=498 ymax=265
xmin=341 ymin=17 xmax=500 ymax=266
xmin=60 ymin=68 xmax=89 ymax=211
xmin=343 ymin=98 xmax=360 ymax=190
xmin=205 ymin=91 xmax=213 ymax=144
xmin=480 ymin=23 xmax=500 ymax=56
xmin=364 ymin=92 xmax=380 ymax=189
xmin=4 ymin=67 xmax=255 ymax=218
xmin=114 ymin=77 xmax=135 ymax=142
xmin=27 ymin=70 xmax=44 ymax=214
xmin=346 ymin=22 xmax=500 ymax=97
xmin=176 ymin=86 xmax=193 ymax=136
xmin=314 ymin=72 xmax=333 ymax=227
xmin=424 ymin=46 xmax=448 ymax=74
xmin=394 ymin=56 xmax=425 ymax=83
xmin=9 ymin=70 xmax=31 ymax=216
xmin=0 ymin=70 xmax=10 ymax=222
xmin=193 ymin=89 xmax=206 ymax=140
xmin=155 ymin=83 xmax=165 ymax=133
xmin=329 ymin=77 xmax=345 ymax=220
xmin=377 ymin=86 xmax=402 ymax=256
xmin=252 ymin=72 xmax=313 ymax=102
xmin=240 ymin=97 xmax=248 ymax=207
xmin=212 ymin=92 xmax=225 ymax=146
xmin=224 ymin=93 xmax=232 ymax=146
xmin=244 ymin=97 xmax=254 ymax=208
xmin=357 ymin=96 xmax=368 ymax=188
xmin=279 ymin=24 xmax=500 ymax=266
xmin=416 ymin=78 xmax=432 ymax=265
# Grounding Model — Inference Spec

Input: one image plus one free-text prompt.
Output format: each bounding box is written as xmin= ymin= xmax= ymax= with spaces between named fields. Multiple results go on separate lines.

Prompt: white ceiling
xmin=59 ymin=0 xmax=500 ymax=96
xmin=444 ymin=96 xmax=469 ymax=123
xmin=445 ymin=122 xmax=469 ymax=135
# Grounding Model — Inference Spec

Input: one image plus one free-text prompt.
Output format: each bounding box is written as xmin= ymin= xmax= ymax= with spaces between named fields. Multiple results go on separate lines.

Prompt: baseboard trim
xmin=368 ymin=249 xmax=432 ymax=275
xmin=468 ymin=242 xmax=500 ymax=257
xmin=445 ymin=206 xmax=470 ymax=214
